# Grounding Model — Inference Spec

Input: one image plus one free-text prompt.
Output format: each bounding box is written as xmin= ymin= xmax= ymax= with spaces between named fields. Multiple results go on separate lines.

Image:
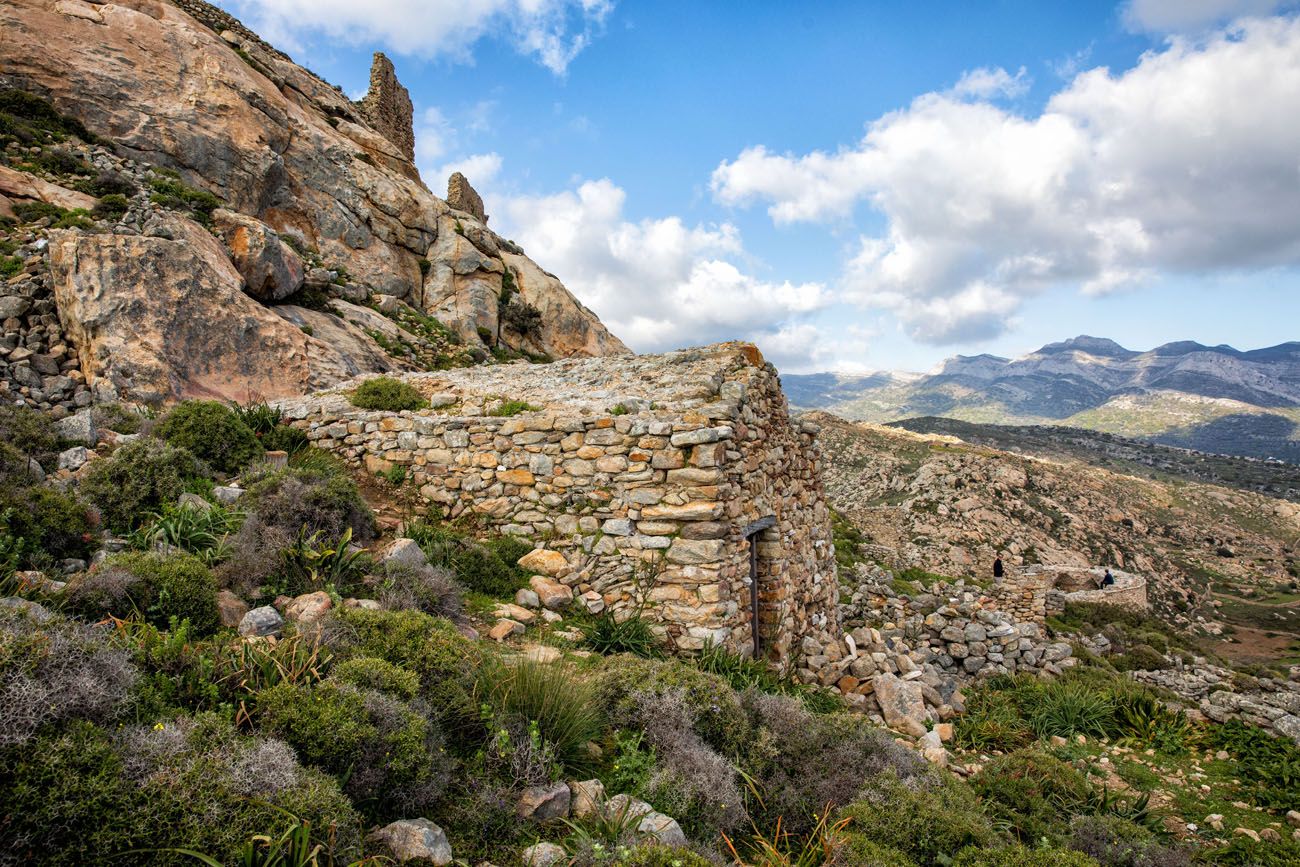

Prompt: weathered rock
xmin=518 ymin=548 xmax=569 ymax=577
xmin=48 ymin=214 xmax=392 ymax=405
xmin=213 ymin=485 xmax=245 ymax=505
xmin=366 ymin=818 xmax=452 ymax=865
xmin=521 ymin=842 xmax=566 ymax=867
xmin=379 ymin=538 xmax=427 ymax=571
xmin=446 ymin=172 xmax=486 ymax=223
xmin=637 ymin=811 xmax=688 ymax=848
xmin=284 ymin=591 xmax=332 ymax=624
xmin=55 ymin=409 xmax=95 ymax=445
xmin=238 ymin=605 xmax=283 ymax=637
xmin=0 ymin=164 xmax=97 ymax=211
xmin=517 ymin=782 xmax=571 ymax=822
xmin=873 ymin=673 xmax=928 ymax=738
xmin=569 ymin=779 xmax=606 ymax=818
xmin=217 ymin=590 xmax=250 ymax=629
xmin=529 ymin=576 xmax=574 ymax=610
xmin=211 ymin=209 xmax=304 ymax=301
xmin=3 ymin=0 xmax=627 ymax=360
xmin=57 ymin=446 xmax=90 ymax=471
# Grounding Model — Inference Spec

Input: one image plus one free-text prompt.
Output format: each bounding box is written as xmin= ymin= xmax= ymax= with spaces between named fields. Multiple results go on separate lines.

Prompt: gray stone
xmin=366 ymin=818 xmax=452 ymax=865
xmin=213 ymin=485 xmax=244 ymax=505
xmin=380 ymin=538 xmax=427 ymax=570
xmin=57 ymin=446 xmax=89 ymax=471
xmin=238 ymin=605 xmax=283 ymax=638
xmin=872 ymin=672 xmax=927 ymax=738
xmin=517 ymin=782 xmax=570 ymax=822
xmin=521 ymin=842 xmax=567 ymax=867
xmin=55 ymin=408 xmax=95 ymax=445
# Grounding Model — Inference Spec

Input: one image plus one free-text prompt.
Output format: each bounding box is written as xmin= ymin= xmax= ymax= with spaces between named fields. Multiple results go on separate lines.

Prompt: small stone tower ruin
xmin=356 ymin=52 xmax=415 ymax=162
xmin=447 ymin=172 xmax=487 ymax=224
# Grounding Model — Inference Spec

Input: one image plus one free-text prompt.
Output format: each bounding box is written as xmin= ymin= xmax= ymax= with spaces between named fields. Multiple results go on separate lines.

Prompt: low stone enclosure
xmin=993 ymin=565 xmax=1149 ymax=623
xmin=278 ymin=342 xmax=838 ymax=667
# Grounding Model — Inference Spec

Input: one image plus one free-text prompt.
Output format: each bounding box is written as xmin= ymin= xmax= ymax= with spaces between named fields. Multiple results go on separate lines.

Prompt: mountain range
xmin=785 ymin=336 xmax=1300 ymax=462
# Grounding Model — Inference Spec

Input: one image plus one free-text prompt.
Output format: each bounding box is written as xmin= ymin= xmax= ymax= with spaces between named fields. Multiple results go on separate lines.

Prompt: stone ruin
xmin=278 ymin=342 xmax=838 ymax=668
xmin=356 ymin=52 xmax=415 ymax=163
xmin=993 ymin=564 xmax=1148 ymax=622
xmin=447 ymin=172 xmax=487 ymax=224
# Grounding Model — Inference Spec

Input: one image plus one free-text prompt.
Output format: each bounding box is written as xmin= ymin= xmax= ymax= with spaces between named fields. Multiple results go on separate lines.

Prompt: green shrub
xmin=488 ymin=399 xmax=540 ymax=417
xmin=91 ymin=402 xmax=143 ymax=435
xmin=233 ymin=401 xmax=308 ymax=454
xmin=952 ymin=845 xmax=1100 ymax=867
xmin=1202 ymin=719 xmax=1300 ymax=810
xmin=155 ymin=401 xmax=263 ymax=475
xmin=128 ymin=500 xmax=244 ymax=565
xmin=326 ymin=607 xmax=480 ymax=733
xmin=1068 ymin=814 xmax=1191 ymax=867
xmin=0 ymin=402 xmax=61 ymax=466
xmin=837 ymin=771 xmax=994 ymax=866
xmin=349 ymin=376 xmax=427 ymax=411
xmin=148 ymin=173 xmax=221 ymax=225
xmin=80 ymin=438 xmax=209 ymax=532
xmin=241 ymin=464 xmax=375 ymax=545
xmin=744 ymin=693 xmax=930 ymax=840
xmin=972 ymin=748 xmax=1094 ymax=845
xmin=99 ymin=552 xmax=220 ymax=634
xmin=1110 ymin=644 xmax=1171 ymax=672
xmin=1202 ymin=835 xmax=1300 ymax=867
xmin=91 ymin=193 xmax=129 ymax=220
xmin=256 ymin=680 xmax=447 ymax=819
xmin=0 ymin=716 xmax=362 ymax=866
xmin=331 ymin=655 xmax=420 ymax=700
xmin=406 ymin=520 xmax=527 ymax=597
xmin=0 ymin=89 xmax=97 ymax=143
xmin=596 ymin=656 xmax=749 ymax=757
xmin=0 ymin=483 xmax=95 ymax=561
xmin=581 ymin=609 xmax=663 ymax=658
xmin=477 ymin=658 xmax=604 ymax=775
xmin=612 ymin=847 xmax=717 ymax=866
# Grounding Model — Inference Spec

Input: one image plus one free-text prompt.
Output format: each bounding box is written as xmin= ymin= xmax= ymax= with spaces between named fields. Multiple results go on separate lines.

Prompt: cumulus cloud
xmin=436 ymin=153 xmax=504 ymax=188
xmin=950 ymin=66 xmax=1030 ymax=99
xmin=227 ymin=0 xmax=612 ymax=74
xmin=711 ymin=18 xmax=1300 ymax=343
xmin=495 ymin=179 xmax=829 ymax=366
xmin=1122 ymin=0 xmax=1295 ymax=33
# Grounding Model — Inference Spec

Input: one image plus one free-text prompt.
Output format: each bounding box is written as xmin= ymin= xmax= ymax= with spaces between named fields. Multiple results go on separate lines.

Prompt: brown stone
xmin=518 ymin=548 xmax=568 ymax=576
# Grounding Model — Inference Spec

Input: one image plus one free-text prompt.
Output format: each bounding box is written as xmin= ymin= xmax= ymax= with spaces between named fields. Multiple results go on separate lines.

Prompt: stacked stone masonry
xmin=446 ymin=172 xmax=487 ymax=224
xmin=992 ymin=565 xmax=1148 ymax=623
xmin=356 ymin=53 xmax=416 ymax=163
xmin=278 ymin=343 xmax=838 ymax=667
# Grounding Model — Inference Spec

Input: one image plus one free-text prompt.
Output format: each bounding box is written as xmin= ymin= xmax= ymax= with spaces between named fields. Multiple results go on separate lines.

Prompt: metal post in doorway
xmin=743 ymin=516 xmax=777 ymax=659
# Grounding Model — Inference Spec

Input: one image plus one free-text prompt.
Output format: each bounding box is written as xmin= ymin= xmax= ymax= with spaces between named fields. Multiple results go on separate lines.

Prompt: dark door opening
xmin=743 ymin=516 xmax=776 ymax=658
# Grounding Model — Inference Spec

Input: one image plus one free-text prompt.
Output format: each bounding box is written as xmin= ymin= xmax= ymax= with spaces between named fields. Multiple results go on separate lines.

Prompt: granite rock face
xmin=46 ymin=213 xmax=392 ymax=404
xmin=1 ymin=0 xmax=626 ymax=365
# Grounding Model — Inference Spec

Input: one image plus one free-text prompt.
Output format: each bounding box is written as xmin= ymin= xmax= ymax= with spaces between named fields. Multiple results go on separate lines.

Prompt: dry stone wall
xmin=992 ymin=565 xmax=1148 ymax=622
xmin=279 ymin=343 xmax=838 ymax=666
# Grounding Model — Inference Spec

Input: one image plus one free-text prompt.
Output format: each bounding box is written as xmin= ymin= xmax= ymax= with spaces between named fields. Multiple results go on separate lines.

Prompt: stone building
xmin=993 ymin=565 xmax=1149 ymax=622
xmin=280 ymin=342 xmax=839 ymax=667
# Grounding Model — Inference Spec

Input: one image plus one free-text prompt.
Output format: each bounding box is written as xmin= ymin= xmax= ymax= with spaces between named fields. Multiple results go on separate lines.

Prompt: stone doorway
xmin=744 ymin=516 xmax=777 ymax=657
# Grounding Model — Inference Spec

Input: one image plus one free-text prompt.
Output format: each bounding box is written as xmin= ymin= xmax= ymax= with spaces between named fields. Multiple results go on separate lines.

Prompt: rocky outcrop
xmin=356 ymin=53 xmax=415 ymax=163
xmin=210 ymin=209 xmax=304 ymax=302
xmin=0 ymin=0 xmax=626 ymax=362
xmin=47 ymin=212 xmax=400 ymax=404
xmin=446 ymin=172 xmax=486 ymax=223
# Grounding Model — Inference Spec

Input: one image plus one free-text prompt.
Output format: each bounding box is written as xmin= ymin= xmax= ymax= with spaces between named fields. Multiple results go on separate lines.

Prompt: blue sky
xmin=222 ymin=0 xmax=1300 ymax=372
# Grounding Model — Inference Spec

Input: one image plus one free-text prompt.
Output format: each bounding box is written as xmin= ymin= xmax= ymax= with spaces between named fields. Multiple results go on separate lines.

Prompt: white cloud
xmin=227 ymin=0 xmax=612 ymax=74
xmin=712 ymin=17 xmax=1300 ymax=344
xmin=950 ymin=66 xmax=1030 ymax=99
xmin=1122 ymin=0 xmax=1294 ymax=33
xmin=495 ymin=179 xmax=829 ymax=367
xmin=436 ymin=153 xmax=504 ymax=188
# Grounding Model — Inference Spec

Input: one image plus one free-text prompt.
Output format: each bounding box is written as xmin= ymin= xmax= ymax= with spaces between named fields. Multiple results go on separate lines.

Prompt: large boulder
xmin=211 ymin=209 xmax=304 ymax=301
xmin=366 ymin=818 xmax=453 ymax=865
xmin=872 ymin=672 xmax=928 ymax=738
xmin=47 ymin=213 xmax=396 ymax=404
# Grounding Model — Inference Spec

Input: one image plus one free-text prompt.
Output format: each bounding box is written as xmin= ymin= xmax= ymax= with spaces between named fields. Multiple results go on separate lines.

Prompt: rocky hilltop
xmin=0 ymin=0 xmax=626 ymax=407
xmin=787 ymin=336 xmax=1300 ymax=462
xmin=812 ymin=411 xmax=1300 ymax=661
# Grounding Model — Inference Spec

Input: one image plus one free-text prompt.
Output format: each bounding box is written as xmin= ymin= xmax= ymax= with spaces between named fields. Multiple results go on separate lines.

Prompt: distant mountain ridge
xmin=785 ymin=336 xmax=1300 ymax=463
